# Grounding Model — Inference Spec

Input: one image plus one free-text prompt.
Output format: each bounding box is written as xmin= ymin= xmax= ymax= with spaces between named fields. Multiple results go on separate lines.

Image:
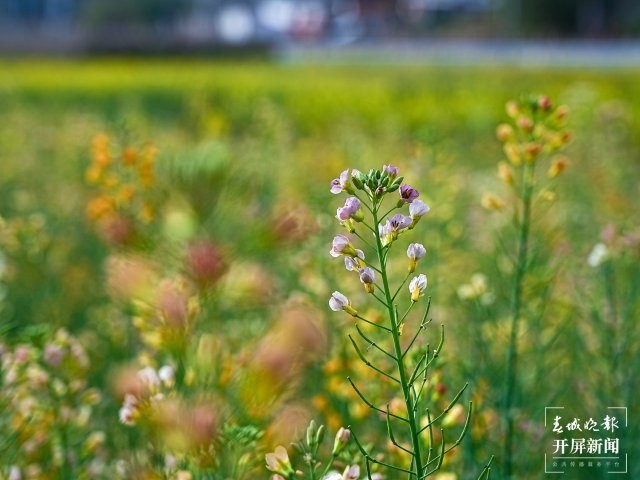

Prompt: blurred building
xmin=0 ymin=0 xmax=637 ymax=54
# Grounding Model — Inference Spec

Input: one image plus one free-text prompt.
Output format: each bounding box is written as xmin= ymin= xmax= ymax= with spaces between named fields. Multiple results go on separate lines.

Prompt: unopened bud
xmin=358 ymin=267 xmax=375 ymax=294
xmin=548 ymin=155 xmax=568 ymax=178
xmin=316 ymin=424 xmax=325 ymax=446
xmin=554 ymin=105 xmax=570 ymax=122
xmin=332 ymin=427 xmax=351 ymax=455
xmin=524 ymin=142 xmax=542 ymax=163
xmin=496 ymin=124 xmax=515 ymax=142
xmin=306 ymin=420 xmax=317 ymax=448
xmin=503 ymin=143 xmax=522 ymax=166
xmin=517 ymin=116 xmax=534 ymax=133
xmin=506 ymin=100 xmax=520 ymax=118
xmin=538 ymin=95 xmax=552 ymax=111
xmin=481 ymin=193 xmax=504 ymax=211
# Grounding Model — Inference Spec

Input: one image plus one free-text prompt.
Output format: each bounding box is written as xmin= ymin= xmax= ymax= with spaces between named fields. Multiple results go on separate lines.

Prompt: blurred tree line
xmin=1 ymin=0 xmax=639 ymax=37
xmin=0 ymin=0 xmax=640 ymax=37
xmin=82 ymin=0 xmax=189 ymax=27
xmin=517 ymin=0 xmax=640 ymax=36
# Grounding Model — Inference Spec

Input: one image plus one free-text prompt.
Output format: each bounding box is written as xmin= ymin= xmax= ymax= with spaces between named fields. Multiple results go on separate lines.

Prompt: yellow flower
xmin=523 ymin=142 xmax=542 ymax=163
xmin=139 ymin=202 xmax=155 ymax=224
xmin=92 ymin=132 xmax=109 ymax=149
xmin=116 ymin=184 xmax=136 ymax=205
xmin=516 ymin=116 xmax=534 ymax=133
xmin=122 ymin=147 xmax=138 ymax=166
xmin=496 ymin=123 xmax=515 ymax=142
xmin=86 ymin=196 xmax=115 ymax=221
xmin=497 ymin=162 xmax=514 ymax=186
xmin=503 ymin=143 xmax=522 ymax=166
xmin=85 ymin=165 xmax=102 ymax=184
xmin=481 ymin=193 xmax=504 ymax=211
xmin=138 ymin=162 xmax=155 ymax=188
xmin=103 ymin=173 xmax=120 ymax=189
xmin=94 ymin=151 xmax=111 ymax=168
xmin=505 ymin=100 xmax=520 ymax=118
xmin=548 ymin=155 xmax=569 ymax=178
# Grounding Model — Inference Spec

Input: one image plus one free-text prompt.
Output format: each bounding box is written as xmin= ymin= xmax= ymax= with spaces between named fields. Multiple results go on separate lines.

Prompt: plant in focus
xmin=486 ymin=95 xmax=571 ymax=478
xmin=265 ymin=422 xmax=362 ymax=480
xmin=267 ymin=166 xmax=493 ymax=479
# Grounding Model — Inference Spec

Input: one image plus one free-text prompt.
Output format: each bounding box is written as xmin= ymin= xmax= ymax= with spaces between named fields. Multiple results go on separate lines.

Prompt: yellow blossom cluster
xmin=85 ymin=133 xmax=159 ymax=245
xmin=483 ymin=95 xmax=571 ymax=210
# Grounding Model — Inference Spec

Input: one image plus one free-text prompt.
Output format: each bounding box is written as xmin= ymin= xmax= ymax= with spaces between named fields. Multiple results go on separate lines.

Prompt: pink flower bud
xmin=407 ymin=243 xmax=426 ymax=272
xmin=358 ymin=267 xmax=375 ymax=293
xmin=409 ymin=274 xmax=428 ymax=302
xmin=329 ymin=291 xmax=357 ymax=316
xmin=185 ymin=240 xmax=226 ymax=287
xmin=399 ymin=184 xmax=419 ymax=204
xmin=383 ymin=164 xmax=399 ymax=178
xmin=332 ymin=427 xmax=351 ymax=455
xmin=538 ymin=95 xmax=552 ymax=111
xmin=330 ymin=235 xmax=357 ymax=258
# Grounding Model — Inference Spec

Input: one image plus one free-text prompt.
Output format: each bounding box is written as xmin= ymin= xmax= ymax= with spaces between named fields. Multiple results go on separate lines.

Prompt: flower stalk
xmin=492 ymin=95 xmax=571 ymax=478
xmin=327 ymin=165 xmax=479 ymax=479
xmin=502 ymin=161 xmax=534 ymax=478
xmin=371 ymin=201 xmax=425 ymax=478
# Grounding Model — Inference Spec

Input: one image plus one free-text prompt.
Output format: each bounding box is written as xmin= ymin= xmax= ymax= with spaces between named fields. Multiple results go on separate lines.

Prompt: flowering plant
xmin=489 ymin=95 xmax=570 ymax=477
xmin=266 ymin=166 xmax=493 ymax=479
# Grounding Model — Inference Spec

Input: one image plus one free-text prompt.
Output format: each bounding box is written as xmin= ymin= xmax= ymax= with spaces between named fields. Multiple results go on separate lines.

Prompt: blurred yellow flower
xmin=481 ymin=193 xmax=504 ymax=211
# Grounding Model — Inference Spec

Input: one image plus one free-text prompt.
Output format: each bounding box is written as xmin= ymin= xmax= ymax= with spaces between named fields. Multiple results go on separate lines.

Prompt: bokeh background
xmin=0 ymin=1 xmax=638 ymax=479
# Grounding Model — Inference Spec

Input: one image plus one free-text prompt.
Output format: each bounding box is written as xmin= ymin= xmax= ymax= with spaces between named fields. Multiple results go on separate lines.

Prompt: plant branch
xmin=349 ymin=335 xmax=400 ymax=384
xmin=354 ymin=323 xmax=397 ymax=361
xmin=347 ymin=377 xmax=408 ymax=423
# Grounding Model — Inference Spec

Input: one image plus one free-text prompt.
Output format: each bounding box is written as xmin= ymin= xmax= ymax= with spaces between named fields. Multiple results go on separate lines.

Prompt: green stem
xmin=393 ymin=272 xmax=413 ymax=301
xmin=379 ymin=205 xmax=398 ymax=221
xmin=352 ymin=191 xmax=373 ymax=213
xmin=353 ymin=230 xmax=376 ymax=250
xmin=360 ymin=219 xmax=377 ymax=234
xmin=502 ymin=161 xmax=535 ymax=479
xmin=320 ymin=454 xmax=338 ymax=477
xmin=372 ymin=201 xmax=424 ymax=479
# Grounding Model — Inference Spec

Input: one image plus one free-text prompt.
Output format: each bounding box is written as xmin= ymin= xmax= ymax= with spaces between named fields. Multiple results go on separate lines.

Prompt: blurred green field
xmin=0 ymin=60 xmax=638 ymax=479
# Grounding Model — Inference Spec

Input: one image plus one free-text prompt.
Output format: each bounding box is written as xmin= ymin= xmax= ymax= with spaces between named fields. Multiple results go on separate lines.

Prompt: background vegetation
xmin=0 ymin=60 xmax=638 ymax=479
